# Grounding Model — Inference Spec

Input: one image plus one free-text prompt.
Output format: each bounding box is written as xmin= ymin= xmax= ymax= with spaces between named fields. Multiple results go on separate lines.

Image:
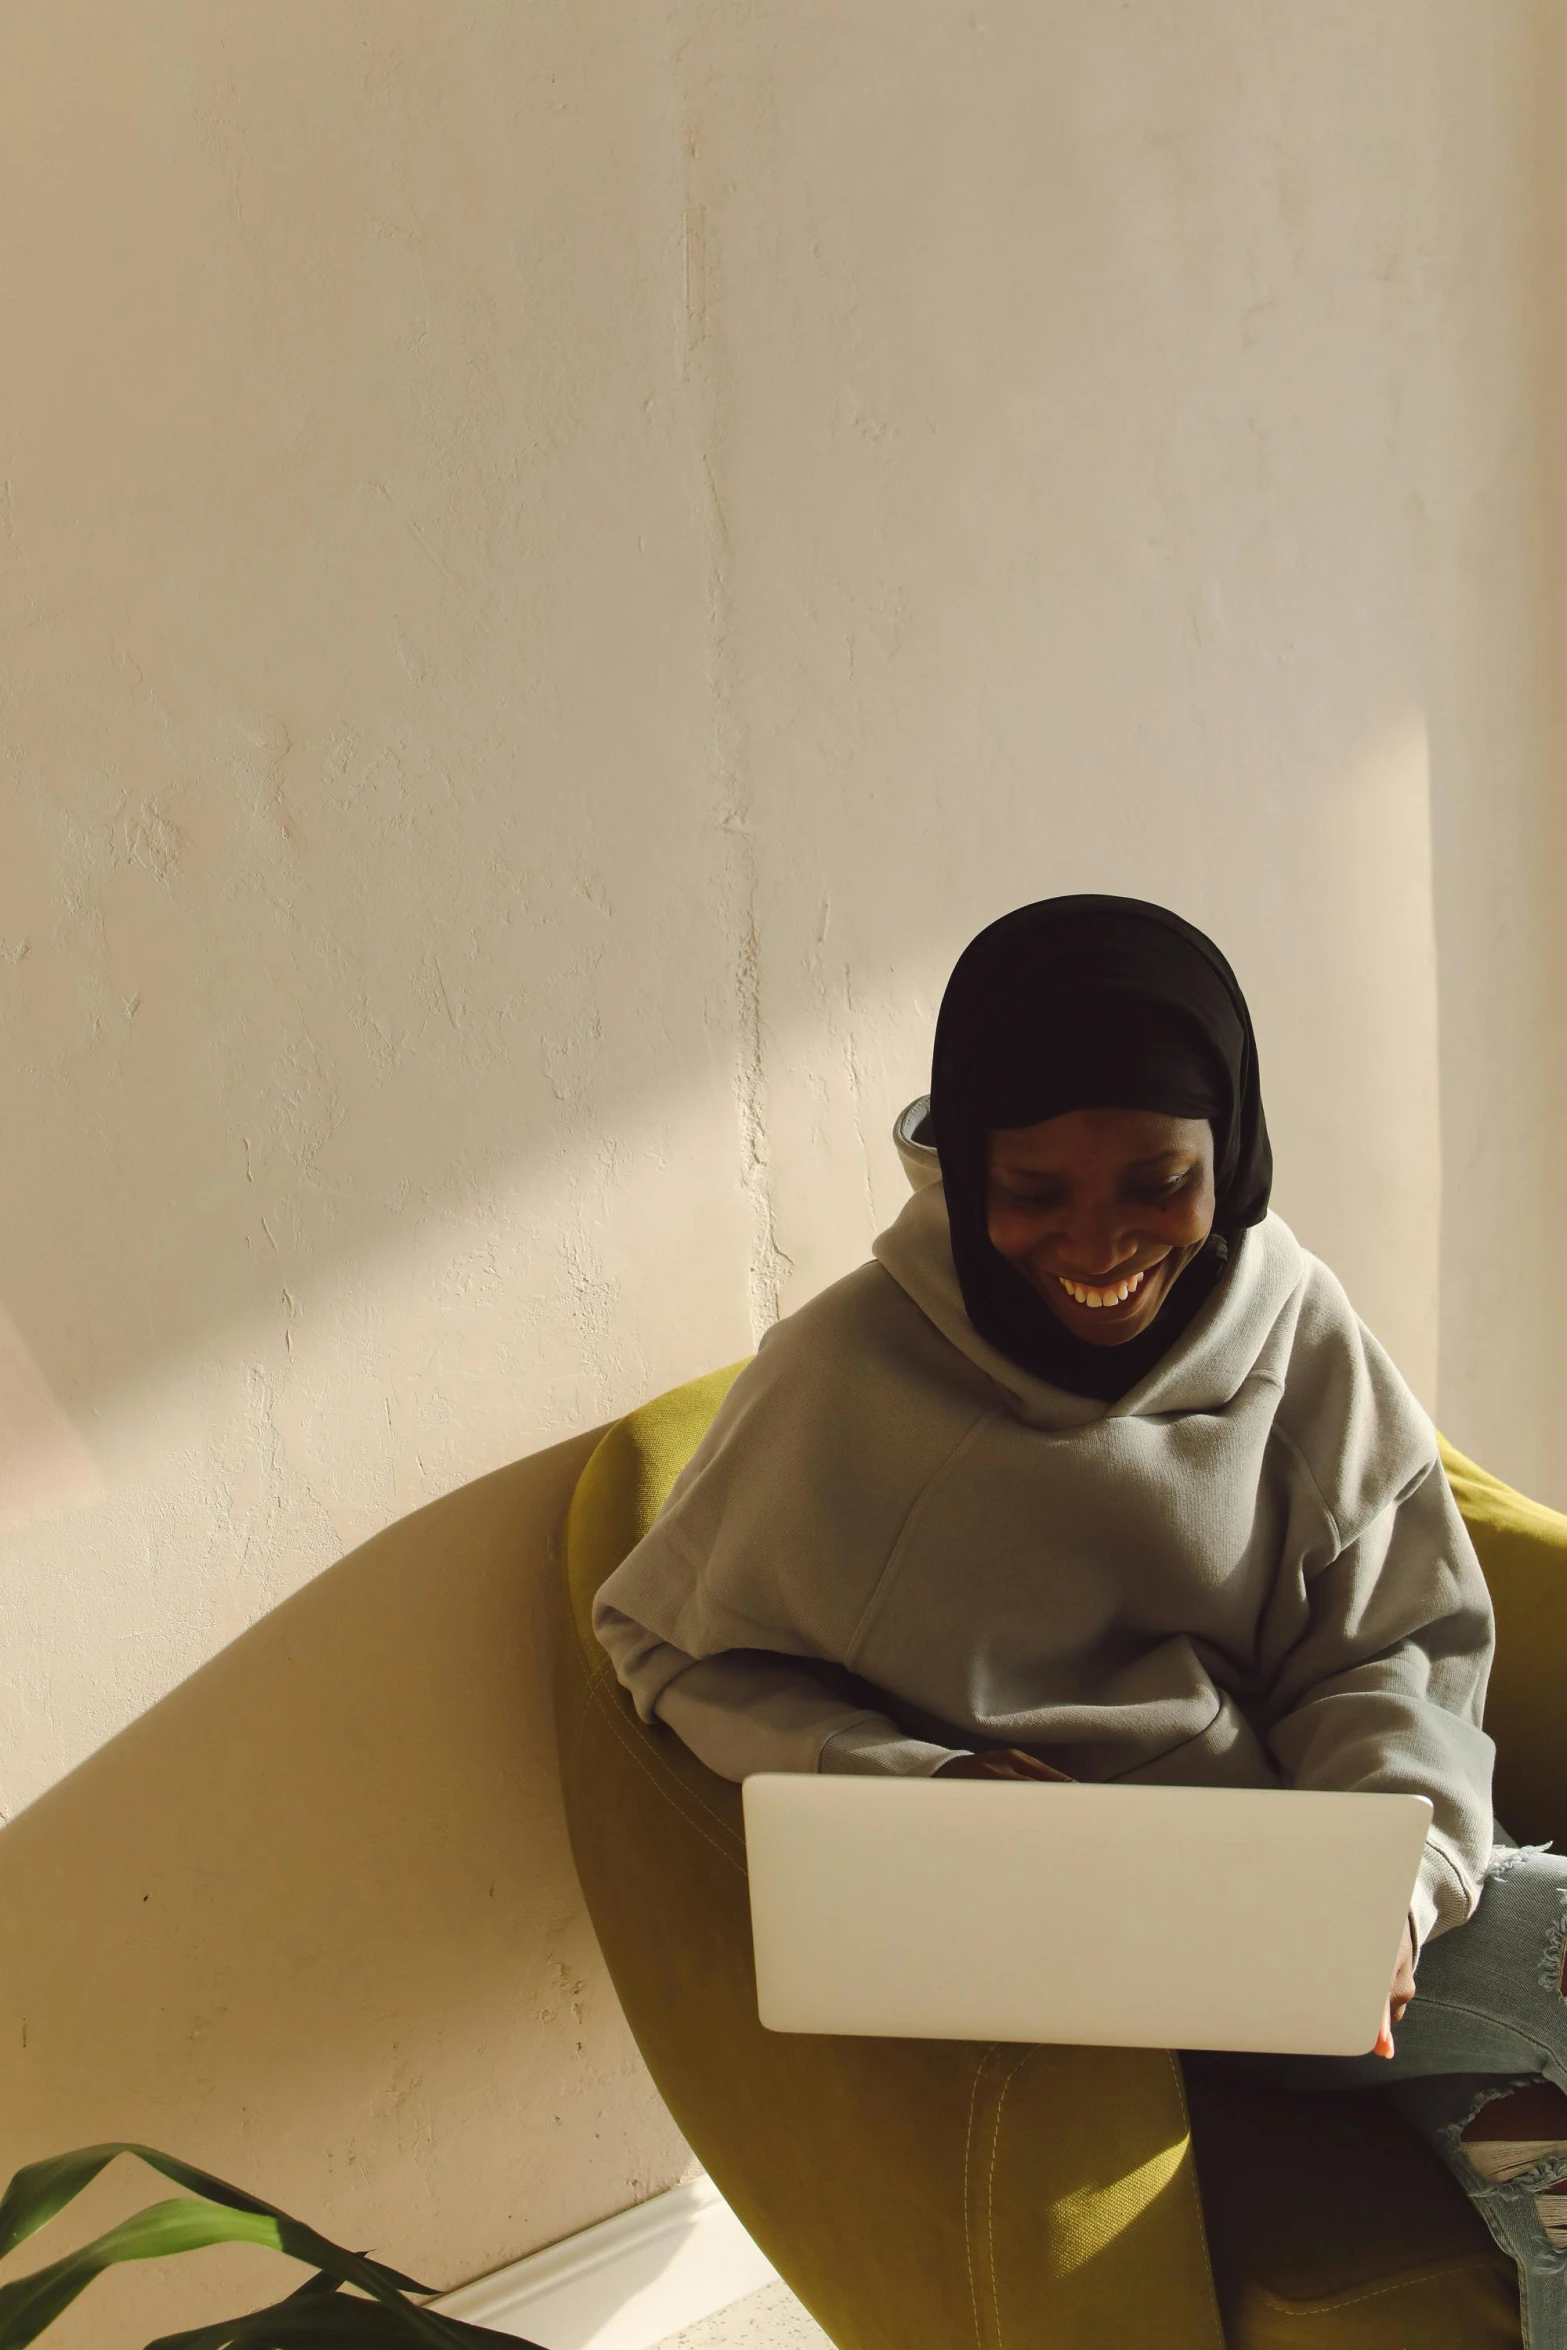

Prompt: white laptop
xmin=742 ymin=1776 xmax=1431 ymax=2057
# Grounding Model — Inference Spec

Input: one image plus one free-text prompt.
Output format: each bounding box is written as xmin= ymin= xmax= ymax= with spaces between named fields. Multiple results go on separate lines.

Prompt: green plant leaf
xmin=146 ymin=2286 xmax=547 ymax=2350
xmin=0 ymin=2150 xmax=136 ymax=2261
xmin=0 ymin=2198 xmax=282 ymax=2349
xmin=0 ymin=2146 xmax=428 ymax=2296
xmin=139 ymin=2269 xmax=344 ymax=2350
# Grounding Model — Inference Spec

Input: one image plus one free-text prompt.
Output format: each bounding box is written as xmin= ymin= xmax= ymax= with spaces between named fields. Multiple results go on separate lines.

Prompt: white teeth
xmin=1059 ymin=1268 xmax=1147 ymax=1310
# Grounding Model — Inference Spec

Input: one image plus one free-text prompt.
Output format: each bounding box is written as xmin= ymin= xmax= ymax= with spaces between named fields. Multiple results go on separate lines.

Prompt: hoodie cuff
xmin=817 ymin=1718 xmax=968 ymax=1777
xmin=1409 ymin=1841 xmax=1475 ymax=1963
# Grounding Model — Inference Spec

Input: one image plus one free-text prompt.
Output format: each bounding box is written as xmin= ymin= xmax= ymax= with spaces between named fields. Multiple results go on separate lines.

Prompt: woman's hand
xmin=1374 ymin=1918 xmax=1418 ymax=2057
xmin=935 ymin=1748 xmax=1075 ymax=1782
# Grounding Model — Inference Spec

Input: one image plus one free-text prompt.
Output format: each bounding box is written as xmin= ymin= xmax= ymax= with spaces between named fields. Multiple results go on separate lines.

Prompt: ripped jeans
xmin=1211 ymin=1828 xmax=1567 ymax=2348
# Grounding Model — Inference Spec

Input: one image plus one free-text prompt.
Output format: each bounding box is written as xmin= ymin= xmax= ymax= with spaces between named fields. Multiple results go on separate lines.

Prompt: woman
xmin=595 ymin=896 xmax=1567 ymax=2344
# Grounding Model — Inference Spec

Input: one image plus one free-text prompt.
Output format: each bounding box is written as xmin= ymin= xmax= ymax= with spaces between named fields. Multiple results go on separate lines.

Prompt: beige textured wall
xmin=1429 ymin=1 xmax=1567 ymax=1496
xmin=0 ymin=2 xmax=1560 ymax=2339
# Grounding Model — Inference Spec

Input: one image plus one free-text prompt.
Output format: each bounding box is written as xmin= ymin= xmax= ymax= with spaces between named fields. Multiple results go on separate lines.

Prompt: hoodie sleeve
xmin=593 ymin=1600 xmax=966 ymax=1780
xmin=1264 ymin=1295 xmax=1496 ymax=1955
xmin=590 ymin=1267 xmax=991 ymax=1783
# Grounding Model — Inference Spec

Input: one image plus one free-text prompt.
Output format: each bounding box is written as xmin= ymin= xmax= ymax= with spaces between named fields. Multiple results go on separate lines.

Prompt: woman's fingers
xmin=984 ymin=1748 xmax=1073 ymax=1780
xmin=934 ymin=1748 xmax=1075 ymax=1780
xmin=1379 ymin=1920 xmax=1417 ymax=2049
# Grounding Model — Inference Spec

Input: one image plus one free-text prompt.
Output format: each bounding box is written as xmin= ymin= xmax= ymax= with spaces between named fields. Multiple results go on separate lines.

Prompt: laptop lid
xmin=742 ymin=1777 xmax=1431 ymax=2056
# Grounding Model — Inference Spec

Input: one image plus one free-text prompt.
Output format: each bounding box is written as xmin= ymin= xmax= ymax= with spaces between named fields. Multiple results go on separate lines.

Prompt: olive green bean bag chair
xmin=556 ymin=1365 xmax=1564 ymax=2347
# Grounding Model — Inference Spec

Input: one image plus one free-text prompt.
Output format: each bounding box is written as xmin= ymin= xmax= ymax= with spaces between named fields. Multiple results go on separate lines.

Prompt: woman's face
xmin=985 ymin=1108 xmax=1217 ymax=1347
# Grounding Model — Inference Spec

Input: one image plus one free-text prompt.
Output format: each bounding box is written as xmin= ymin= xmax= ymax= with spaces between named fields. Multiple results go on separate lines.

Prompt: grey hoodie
xmin=594 ymin=1183 xmax=1496 ymax=1951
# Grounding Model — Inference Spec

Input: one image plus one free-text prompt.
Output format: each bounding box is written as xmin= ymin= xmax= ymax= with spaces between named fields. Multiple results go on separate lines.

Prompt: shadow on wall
xmin=0 ymin=1429 xmax=692 ymax=2350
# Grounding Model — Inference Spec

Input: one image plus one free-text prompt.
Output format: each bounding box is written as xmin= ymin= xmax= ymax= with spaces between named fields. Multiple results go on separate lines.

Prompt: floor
xmin=654 ymin=2279 xmax=834 ymax=2348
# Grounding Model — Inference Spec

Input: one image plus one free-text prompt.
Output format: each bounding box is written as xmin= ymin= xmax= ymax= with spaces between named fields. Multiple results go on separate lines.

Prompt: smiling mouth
xmin=1056 ymin=1267 xmax=1151 ymax=1311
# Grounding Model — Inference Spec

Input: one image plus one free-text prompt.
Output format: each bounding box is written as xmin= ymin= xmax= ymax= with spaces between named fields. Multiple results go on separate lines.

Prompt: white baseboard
xmin=435 ymin=2177 xmax=781 ymax=2350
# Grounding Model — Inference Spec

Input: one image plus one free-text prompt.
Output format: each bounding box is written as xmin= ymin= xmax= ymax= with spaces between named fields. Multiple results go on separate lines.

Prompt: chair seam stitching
xmin=572 ymin=1657 xmax=625 ymax=1789
xmin=962 ymin=2054 xmax=990 ymax=2350
xmin=986 ymin=2049 xmax=1036 ymax=2349
xmin=587 ymin=1673 xmax=747 ymax=1876
xmin=566 ymin=1654 xmax=614 ymax=1786
xmin=577 ymin=1642 xmax=745 ymax=1845
xmin=594 ymin=1687 xmax=745 ymax=1874
xmin=1255 ymin=2253 xmax=1506 ymax=2314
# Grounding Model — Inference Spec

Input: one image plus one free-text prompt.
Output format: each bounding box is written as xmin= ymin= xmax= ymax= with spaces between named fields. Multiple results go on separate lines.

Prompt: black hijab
xmin=928 ymin=896 xmax=1272 ymax=1401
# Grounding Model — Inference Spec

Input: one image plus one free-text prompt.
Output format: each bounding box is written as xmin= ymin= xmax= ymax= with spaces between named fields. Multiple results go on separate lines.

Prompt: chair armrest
xmin=562 ymin=1367 xmax=748 ymax=1657
xmin=1442 ymin=1438 xmax=1567 ymax=1846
